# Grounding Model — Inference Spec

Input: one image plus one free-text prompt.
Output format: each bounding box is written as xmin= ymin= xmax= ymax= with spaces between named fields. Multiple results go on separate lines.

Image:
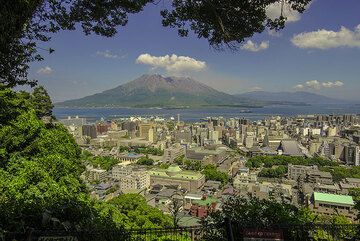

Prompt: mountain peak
xmin=56 ymin=74 xmax=262 ymax=108
xmin=119 ymin=74 xmax=216 ymax=94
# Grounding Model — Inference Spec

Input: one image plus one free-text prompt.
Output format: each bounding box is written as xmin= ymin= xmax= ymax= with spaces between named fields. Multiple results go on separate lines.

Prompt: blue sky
xmin=29 ymin=0 xmax=360 ymax=102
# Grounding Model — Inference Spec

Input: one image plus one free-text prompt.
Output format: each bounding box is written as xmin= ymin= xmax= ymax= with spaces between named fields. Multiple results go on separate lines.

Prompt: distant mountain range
xmin=56 ymin=74 xmax=263 ymax=108
xmin=56 ymin=75 xmax=353 ymax=108
xmin=235 ymin=91 xmax=353 ymax=105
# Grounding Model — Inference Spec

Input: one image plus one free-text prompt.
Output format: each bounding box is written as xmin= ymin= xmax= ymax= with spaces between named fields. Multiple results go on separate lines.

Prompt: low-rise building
xmin=312 ymin=192 xmax=356 ymax=221
xmin=287 ymin=164 xmax=318 ymax=180
xmin=118 ymin=152 xmax=144 ymax=162
xmin=186 ymin=147 xmax=228 ymax=164
xmin=307 ymin=170 xmax=333 ymax=185
xmin=190 ymin=196 xmax=219 ymax=218
xmin=149 ymin=165 xmax=205 ymax=192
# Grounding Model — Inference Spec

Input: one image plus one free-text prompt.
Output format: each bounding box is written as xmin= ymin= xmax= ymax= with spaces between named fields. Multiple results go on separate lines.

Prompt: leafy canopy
xmin=0 ymin=88 xmax=173 ymax=234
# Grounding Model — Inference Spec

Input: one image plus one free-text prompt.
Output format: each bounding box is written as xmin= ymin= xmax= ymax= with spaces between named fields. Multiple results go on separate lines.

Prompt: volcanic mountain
xmin=56 ymin=74 xmax=262 ymax=108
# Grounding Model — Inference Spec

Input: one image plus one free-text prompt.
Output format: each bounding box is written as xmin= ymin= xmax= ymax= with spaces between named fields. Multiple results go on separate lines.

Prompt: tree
xmin=0 ymin=88 xmax=101 ymax=233
xmin=31 ymin=86 xmax=54 ymax=118
xmin=168 ymin=193 xmax=184 ymax=228
xmin=137 ymin=156 xmax=155 ymax=166
xmin=109 ymin=194 xmax=173 ymax=229
xmin=202 ymin=196 xmax=359 ymax=241
xmin=202 ymin=196 xmax=310 ymax=241
xmin=258 ymin=166 xmax=288 ymax=178
xmin=1 ymin=0 xmax=151 ymax=88
xmin=0 ymin=85 xmax=31 ymax=125
xmin=349 ymin=188 xmax=360 ymax=220
xmin=202 ymin=164 xmax=228 ymax=184
xmin=1 ymin=0 xmax=312 ymax=87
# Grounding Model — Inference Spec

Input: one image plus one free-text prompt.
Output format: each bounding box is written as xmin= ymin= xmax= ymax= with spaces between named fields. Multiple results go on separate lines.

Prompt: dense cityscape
xmin=59 ymin=113 xmax=360 ymax=225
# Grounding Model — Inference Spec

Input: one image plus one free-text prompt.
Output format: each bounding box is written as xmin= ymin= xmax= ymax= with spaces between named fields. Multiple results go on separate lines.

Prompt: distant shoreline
xmin=53 ymin=105 xmax=264 ymax=109
xmin=54 ymin=102 xmax=313 ymax=109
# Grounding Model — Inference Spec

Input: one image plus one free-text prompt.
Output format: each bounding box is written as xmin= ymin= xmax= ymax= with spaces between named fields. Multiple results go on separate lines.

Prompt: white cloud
xmin=305 ymin=80 xmax=321 ymax=89
xmin=266 ymin=1 xmax=302 ymax=23
xmin=294 ymin=84 xmax=304 ymax=90
xmin=293 ymin=80 xmax=344 ymax=90
xmin=268 ymin=29 xmax=282 ymax=37
xmin=136 ymin=54 xmax=206 ymax=73
xmin=96 ymin=50 xmax=125 ymax=59
xmin=37 ymin=66 xmax=53 ymax=75
xmin=291 ymin=24 xmax=360 ymax=49
xmin=240 ymin=40 xmax=269 ymax=52
xmin=322 ymin=81 xmax=344 ymax=88
xmin=249 ymin=86 xmax=263 ymax=91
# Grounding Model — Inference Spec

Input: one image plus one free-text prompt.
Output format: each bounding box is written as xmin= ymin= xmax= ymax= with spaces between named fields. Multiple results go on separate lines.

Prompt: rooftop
xmin=278 ymin=140 xmax=304 ymax=156
xmin=167 ymin=164 xmax=182 ymax=173
xmin=149 ymin=167 xmax=204 ymax=180
xmin=188 ymin=147 xmax=226 ymax=155
xmin=314 ymin=192 xmax=354 ymax=206
xmin=193 ymin=196 xmax=219 ymax=206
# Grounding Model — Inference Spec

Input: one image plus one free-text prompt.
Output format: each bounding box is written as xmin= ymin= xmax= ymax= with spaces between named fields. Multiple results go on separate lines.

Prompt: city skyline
xmin=28 ymin=0 xmax=360 ymax=102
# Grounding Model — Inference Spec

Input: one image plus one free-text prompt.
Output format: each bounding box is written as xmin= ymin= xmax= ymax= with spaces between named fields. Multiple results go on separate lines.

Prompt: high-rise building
xmin=139 ymin=123 xmax=152 ymax=139
xmin=148 ymin=128 xmax=156 ymax=143
xmin=344 ymin=144 xmax=360 ymax=166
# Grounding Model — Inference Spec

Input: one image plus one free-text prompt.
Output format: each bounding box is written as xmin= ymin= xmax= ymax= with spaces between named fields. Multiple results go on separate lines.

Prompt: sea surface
xmin=54 ymin=104 xmax=360 ymax=123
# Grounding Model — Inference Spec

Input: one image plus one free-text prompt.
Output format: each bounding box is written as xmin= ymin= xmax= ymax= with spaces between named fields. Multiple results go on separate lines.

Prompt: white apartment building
xmin=112 ymin=165 xmax=150 ymax=191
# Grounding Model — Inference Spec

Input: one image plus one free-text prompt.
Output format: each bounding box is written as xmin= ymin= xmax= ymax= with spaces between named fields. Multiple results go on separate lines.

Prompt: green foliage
xmin=184 ymin=159 xmax=202 ymax=171
xmin=320 ymin=166 xmax=360 ymax=182
xmin=202 ymin=196 xmax=358 ymax=241
xmin=258 ymin=166 xmax=288 ymax=178
xmin=202 ymin=196 xmax=308 ymax=241
xmin=310 ymin=215 xmax=357 ymax=240
xmin=348 ymin=188 xmax=360 ymax=220
xmin=118 ymin=145 xmax=164 ymax=156
xmin=174 ymin=155 xmax=185 ymax=165
xmin=246 ymin=156 xmax=337 ymax=169
xmin=1 ymin=0 xmax=151 ymax=87
xmin=0 ymin=87 xmax=123 ymax=234
xmin=161 ymin=0 xmax=312 ymax=50
xmin=0 ymin=88 xmax=179 ymax=235
xmin=174 ymin=155 xmax=202 ymax=171
xmin=87 ymin=155 xmax=120 ymax=171
xmin=202 ymin=165 xmax=228 ymax=184
xmin=159 ymin=163 xmax=171 ymax=169
xmin=137 ymin=156 xmax=155 ymax=166
xmin=30 ymin=86 xmax=54 ymax=118
xmin=166 ymin=122 xmax=176 ymax=131
xmin=0 ymin=86 xmax=30 ymax=125
xmin=108 ymin=194 xmax=173 ymax=229
xmin=119 ymin=145 xmax=131 ymax=152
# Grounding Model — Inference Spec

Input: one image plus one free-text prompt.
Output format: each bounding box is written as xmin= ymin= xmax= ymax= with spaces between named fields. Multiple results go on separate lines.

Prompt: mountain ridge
xmin=56 ymin=74 xmax=263 ymax=108
xmin=235 ymin=91 xmax=353 ymax=105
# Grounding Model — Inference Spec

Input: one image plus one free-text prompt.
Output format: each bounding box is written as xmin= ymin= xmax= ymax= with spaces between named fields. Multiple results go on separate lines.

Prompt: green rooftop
xmin=149 ymin=167 xmax=204 ymax=179
xmin=193 ymin=196 xmax=219 ymax=206
xmin=167 ymin=164 xmax=182 ymax=173
xmin=314 ymin=192 xmax=354 ymax=206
